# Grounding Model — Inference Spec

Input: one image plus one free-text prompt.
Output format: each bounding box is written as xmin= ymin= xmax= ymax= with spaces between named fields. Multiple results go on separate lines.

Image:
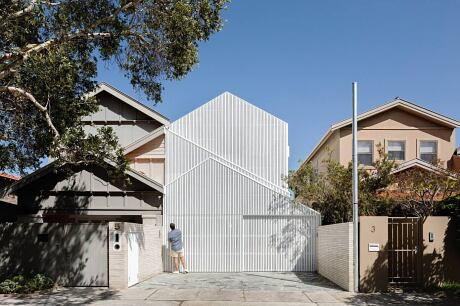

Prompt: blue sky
xmin=97 ymin=0 xmax=460 ymax=170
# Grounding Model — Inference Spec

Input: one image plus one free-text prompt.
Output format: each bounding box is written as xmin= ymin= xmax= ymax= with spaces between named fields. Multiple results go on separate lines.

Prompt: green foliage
xmin=24 ymin=274 xmax=54 ymax=292
xmin=393 ymin=163 xmax=460 ymax=220
xmin=441 ymin=281 xmax=460 ymax=291
xmin=288 ymin=146 xmax=397 ymax=224
xmin=0 ymin=274 xmax=54 ymax=294
xmin=0 ymin=0 xmax=227 ymax=174
xmin=426 ymin=281 xmax=460 ymax=296
xmin=0 ymin=279 xmax=21 ymax=294
xmin=435 ymin=195 xmax=460 ymax=218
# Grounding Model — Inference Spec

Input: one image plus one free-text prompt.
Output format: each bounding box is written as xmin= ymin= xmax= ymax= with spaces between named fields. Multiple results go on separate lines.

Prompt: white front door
xmin=127 ymin=233 xmax=139 ymax=286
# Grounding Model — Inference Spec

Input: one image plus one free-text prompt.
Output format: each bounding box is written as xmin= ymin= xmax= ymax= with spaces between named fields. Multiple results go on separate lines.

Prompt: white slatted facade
xmin=164 ymin=92 xmax=320 ymax=272
xmin=168 ymin=92 xmax=288 ymax=187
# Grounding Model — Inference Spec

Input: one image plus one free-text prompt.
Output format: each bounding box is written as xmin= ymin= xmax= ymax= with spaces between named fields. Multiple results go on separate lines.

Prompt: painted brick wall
xmin=108 ymin=222 xmax=128 ymax=289
xmin=138 ymin=216 xmax=163 ymax=280
xmin=318 ymin=222 xmax=354 ymax=291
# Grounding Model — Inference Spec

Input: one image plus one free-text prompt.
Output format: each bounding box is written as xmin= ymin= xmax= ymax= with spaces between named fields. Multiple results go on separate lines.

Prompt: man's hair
xmin=170 ymin=223 xmax=175 ymax=230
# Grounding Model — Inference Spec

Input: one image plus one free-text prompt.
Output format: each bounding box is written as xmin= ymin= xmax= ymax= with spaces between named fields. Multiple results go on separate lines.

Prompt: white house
xmin=163 ymin=92 xmax=320 ymax=272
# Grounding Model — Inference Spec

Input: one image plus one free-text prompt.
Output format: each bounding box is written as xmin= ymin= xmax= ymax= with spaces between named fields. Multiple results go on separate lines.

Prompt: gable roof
xmin=392 ymin=158 xmax=446 ymax=175
xmin=124 ymin=126 xmax=165 ymax=154
xmin=168 ymin=91 xmax=289 ymax=187
xmin=0 ymin=173 xmax=20 ymax=181
xmin=87 ymin=82 xmax=170 ymax=126
xmin=305 ymin=98 xmax=460 ymax=163
xmin=391 ymin=158 xmax=458 ymax=180
xmin=10 ymin=159 xmax=163 ymax=194
xmin=172 ymin=91 xmax=288 ymax=127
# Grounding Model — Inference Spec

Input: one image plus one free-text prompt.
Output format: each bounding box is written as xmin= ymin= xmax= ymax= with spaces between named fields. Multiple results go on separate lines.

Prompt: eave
xmin=124 ymin=126 xmax=165 ymax=155
xmin=10 ymin=159 xmax=164 ymax=194
xmin=86 ymin=82 xmax=170 ymax=126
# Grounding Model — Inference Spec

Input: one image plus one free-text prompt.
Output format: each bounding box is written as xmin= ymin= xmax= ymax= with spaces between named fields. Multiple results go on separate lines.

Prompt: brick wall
xmin=318 ymin=222 xmax=354 ymax=291
xmin=138 ymin=216 xmax=163 ymax=280
xmin=108 ymin=218 xmax=163 ymax=289
xmin=108 ymin=222 xmax=128 ymax=289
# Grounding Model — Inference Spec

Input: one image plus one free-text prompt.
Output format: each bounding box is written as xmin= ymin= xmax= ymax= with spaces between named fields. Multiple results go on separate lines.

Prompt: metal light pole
xmin=352 ymin=82 xmax=359 ymax=292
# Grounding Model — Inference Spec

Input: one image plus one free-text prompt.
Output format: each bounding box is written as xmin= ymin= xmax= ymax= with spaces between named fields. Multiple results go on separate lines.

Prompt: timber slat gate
xmin=388 ymin=217 xmax=421 ymax=286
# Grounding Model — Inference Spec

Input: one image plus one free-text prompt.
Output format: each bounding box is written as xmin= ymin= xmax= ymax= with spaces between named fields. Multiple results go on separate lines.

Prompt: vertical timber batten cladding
xmin=164 ymin=92 xmax=320 ymax=272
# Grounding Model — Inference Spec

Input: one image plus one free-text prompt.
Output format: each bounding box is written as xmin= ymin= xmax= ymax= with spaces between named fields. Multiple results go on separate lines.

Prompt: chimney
xmin=450 ymin=147 xmax=460 ymax=171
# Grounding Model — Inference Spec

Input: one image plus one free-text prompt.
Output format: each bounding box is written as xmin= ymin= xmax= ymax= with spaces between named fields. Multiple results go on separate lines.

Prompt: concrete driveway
xmin=0 ymin=272 xmax=458 ymax=305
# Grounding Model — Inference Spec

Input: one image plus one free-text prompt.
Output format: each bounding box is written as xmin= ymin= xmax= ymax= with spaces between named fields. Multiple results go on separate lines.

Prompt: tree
xmin=288 ymin=147 xmax=397 ymax=224
xmin=0 ymin=0 xmax=226 ymax=174
xmin=393 ymin=163 xmax=460 ymax=221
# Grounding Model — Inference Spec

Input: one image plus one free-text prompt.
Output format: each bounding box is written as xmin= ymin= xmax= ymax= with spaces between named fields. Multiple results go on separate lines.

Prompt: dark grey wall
xmin=0 ymin=223 xmax=108 ymax=286
xmin=0 ymin=202 xmax=17 ymax=222
xmin=16 ymin=164 xmax=162 ymax=216
xmin=82 ymin=92 xmax=162 ymax=147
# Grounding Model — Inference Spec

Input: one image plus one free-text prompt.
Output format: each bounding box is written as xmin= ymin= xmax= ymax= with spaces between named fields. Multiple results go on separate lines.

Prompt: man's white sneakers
xmin=183 ymin=269 xmax=189 ymax=274
xmin=172 ymin=270 xmax=180 ymax=274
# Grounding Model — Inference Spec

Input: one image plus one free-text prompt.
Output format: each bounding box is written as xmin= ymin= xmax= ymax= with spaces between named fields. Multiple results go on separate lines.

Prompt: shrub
xmin=0 ymin=274 xmax=54 ymax=294
xmin=26 ymin=274 xmax=54 ymax=292
xmin=0 ymin=279 xmax=22 ymax=294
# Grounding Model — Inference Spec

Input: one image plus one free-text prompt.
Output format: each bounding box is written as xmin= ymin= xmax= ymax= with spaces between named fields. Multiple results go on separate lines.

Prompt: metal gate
xmin=388 ymin=217 xmax=421 ymax=286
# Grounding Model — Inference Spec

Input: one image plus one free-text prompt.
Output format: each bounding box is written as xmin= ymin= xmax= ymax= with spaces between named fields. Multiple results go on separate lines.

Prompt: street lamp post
xmin=352 ymin=82 xmax=359 ymax=292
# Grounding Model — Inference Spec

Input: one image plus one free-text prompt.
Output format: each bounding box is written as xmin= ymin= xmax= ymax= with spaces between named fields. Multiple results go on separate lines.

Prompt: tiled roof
xmin=0 ymin=173 xmax=20 ymax=181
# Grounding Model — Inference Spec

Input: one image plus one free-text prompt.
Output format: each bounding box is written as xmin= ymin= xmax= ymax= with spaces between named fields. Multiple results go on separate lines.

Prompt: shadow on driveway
xmin=134 ymin=272 xmax=342 ymax=292
xmin=0 ymin=287 xmax=118 ymax=305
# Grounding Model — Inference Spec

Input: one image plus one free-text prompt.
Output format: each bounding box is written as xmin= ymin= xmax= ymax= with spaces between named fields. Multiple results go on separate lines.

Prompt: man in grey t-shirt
xmin=168 ymin=223 xmax=188 ymax=274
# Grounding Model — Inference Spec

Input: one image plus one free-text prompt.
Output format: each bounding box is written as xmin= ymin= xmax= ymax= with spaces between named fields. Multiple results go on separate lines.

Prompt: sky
xmin=97 ymin=0 xmax=460 ymax=170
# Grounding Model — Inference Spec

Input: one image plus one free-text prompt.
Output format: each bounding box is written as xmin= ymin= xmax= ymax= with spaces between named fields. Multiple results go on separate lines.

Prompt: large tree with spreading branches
xmin=0 ymin=0 xmax=226 ymax=175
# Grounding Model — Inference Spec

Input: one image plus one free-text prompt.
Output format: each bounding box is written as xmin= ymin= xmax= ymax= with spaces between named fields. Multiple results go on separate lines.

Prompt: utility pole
xmin=352 ymin=82 xmax=359 ymax=292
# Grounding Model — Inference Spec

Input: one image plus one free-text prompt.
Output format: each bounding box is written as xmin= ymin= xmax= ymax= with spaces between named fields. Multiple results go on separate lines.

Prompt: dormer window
xmin=387 ymin=141 xmax=405 ymax=161
xmin=420 ymin=141 xmax=438 ymax=164
xmin=358 ymin=140 xmax=373 ymax=166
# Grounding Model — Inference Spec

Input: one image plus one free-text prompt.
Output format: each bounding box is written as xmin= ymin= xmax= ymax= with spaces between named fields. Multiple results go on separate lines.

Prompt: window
xmin=387 ymin=141 xmax=405 ymax=161
xmin=420 ymin=141 xmax=437 ymax=164
xmin=358 ymin=140 xmax=373 ymax=166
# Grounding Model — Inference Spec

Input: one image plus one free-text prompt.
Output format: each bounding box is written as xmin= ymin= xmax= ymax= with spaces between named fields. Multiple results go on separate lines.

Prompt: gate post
xmin=359 ymin=216 xmax=389 ymax=292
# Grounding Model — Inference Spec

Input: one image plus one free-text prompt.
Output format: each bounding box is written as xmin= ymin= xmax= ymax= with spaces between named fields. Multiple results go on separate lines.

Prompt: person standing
xmin=168 ymin=223 xmax=188 ymax=274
